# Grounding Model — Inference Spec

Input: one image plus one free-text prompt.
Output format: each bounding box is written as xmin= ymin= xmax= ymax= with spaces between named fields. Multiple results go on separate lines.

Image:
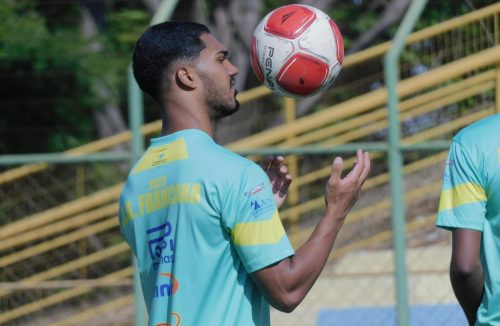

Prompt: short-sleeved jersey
xmin=436 ymin=114 xmax=500 ymax=325
xmin=119 ymin=129 xmax=294 ymax=326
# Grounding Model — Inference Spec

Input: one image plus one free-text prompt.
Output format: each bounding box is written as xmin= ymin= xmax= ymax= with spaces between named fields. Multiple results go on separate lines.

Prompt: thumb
xmin=328 ymin=157 xmax=343 ymax=185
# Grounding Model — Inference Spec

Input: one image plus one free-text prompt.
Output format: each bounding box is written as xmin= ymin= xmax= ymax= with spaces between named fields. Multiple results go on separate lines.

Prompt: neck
xmin=159 ymin=97 xmax=214 ymax=138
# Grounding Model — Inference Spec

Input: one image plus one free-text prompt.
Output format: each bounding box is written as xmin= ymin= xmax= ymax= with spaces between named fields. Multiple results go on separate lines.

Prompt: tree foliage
xmin=0 ymin=0 xmax=497 ymax=153
xmin=0 ymin=1 xmax=89 ymax=152
xmin=0 ymin=0 xmax=147 ymax=153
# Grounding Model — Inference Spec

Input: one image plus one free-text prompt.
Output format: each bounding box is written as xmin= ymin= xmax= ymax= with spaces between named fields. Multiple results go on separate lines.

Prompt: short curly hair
xmin=132 ymin=21 xmax=210 ymax=101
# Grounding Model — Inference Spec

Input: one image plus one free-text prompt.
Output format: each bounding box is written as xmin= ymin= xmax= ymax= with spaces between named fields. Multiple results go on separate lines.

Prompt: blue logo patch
xmin=250 ymin=198 xmax=274 ymax=218
xmin=147 ymin=222 xmax=175 ymax=270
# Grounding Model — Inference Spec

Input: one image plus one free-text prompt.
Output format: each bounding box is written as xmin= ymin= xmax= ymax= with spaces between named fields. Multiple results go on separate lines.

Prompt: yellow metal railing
xmin=227 ymin=45 xmax=500 ymax=149
xmin=2 ymin=47 xmax=497 ymax=241
xmin=2 ymin=6 xmax=500 ymax=323
xmin=0 ymin=267 xmax=133 ymax=325
xmin=2 ymin=54 xmax=496 ymax=275
xmin=0 ymin=183 xmax=123 ymax=241
xmin=1 ymin=2 xmax=499 ymax=185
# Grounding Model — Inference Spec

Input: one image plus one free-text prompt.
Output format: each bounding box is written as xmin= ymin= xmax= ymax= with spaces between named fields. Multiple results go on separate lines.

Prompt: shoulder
xmin=213 ymin=145 xmax=264 ymax=178
xmin=451 ymin=114 xmax=500 ymax=161
xmin=186 ymin=135 xmax=265 ymax=184
xmin=454 ymin=114 xmax=500 ymax=145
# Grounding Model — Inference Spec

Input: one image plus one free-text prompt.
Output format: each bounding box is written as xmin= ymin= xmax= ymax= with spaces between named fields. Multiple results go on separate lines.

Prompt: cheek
xmin=195 ymin=61 xmax=214 ymax=77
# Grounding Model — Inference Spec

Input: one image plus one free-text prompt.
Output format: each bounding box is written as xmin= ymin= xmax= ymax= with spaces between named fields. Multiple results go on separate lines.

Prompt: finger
xmin=279 ymin=164 xmax=288 ymax=177
xmin=357 ymin=151 xmax=371 ymax=187
xmin=272 ymin=167 xmax=288 ymax=184
xmin=278 ymin=174 xmax=293 ymax=197
xmin=328 ymin=156 xmax=343 ymax=185
xmin=272 ymin=165 xmax=290 ymax=194
xmin=269 ymin=156 xmax=284 ymax=171
xmin=261 ymin=155 xmax=275 ymax=171
xmin=267 ymin=157 xmax=283 ymax=186
xmin=343 ymin=149 xmax=365 ymax=183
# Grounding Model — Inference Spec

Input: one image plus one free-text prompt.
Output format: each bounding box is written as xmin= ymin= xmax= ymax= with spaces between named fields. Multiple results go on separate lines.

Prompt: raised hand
xmin=261 ymin=156 xmax=293 ymax=208
xmin=325 ymin=149 xmax=371 ymax=220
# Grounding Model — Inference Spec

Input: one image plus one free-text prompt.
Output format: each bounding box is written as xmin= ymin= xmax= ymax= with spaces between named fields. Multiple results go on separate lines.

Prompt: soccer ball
xmin=250 ymin=4 xmax=344 ymax=98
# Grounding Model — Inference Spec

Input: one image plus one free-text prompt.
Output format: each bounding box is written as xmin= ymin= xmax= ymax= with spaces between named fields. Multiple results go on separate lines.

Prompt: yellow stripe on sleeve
xmin=438 ymin=182 xmax=486 ymax=212
xmin=231 ymin=211 xmax=286 ymax=246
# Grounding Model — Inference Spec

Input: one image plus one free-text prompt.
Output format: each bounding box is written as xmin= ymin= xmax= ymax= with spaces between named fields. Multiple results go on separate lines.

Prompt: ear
xmin=175 ymin=66 xmax=198 ymax=90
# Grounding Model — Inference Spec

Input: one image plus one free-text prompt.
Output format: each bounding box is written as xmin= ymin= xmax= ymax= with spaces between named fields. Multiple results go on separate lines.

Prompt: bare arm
xmin=450 ymin=228 xmax=483 ymax=325
xmin=252 ymin=150 xmax=371 ymax=312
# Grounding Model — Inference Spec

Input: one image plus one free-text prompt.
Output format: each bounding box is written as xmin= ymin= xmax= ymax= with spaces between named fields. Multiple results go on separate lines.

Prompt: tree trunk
xmin=93 ymin=87 xmax=129 ymax=153
xmin=347 ymin=0 xmax=412 ymax=54
xmin=141 ymin=0 xmax=161 ymax=16
xmin=196 ymin=0 xmax=265 ymax=143
xmin=80 ymin=1 xmax=128 ymax=154
xmin=300 ymin=0 xmax=339 ymax=12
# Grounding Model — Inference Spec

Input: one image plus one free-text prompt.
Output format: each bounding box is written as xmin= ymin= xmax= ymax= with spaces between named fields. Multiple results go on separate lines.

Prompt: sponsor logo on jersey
xmin=443 ymin=170 xmax=451 ymax=185
xmin=154 ymin=273 xmax=179 ymax=298
xmin=443 ymin=160 xmax=455 ymax=185
xmin=132 ymin=138 xmax=188 ymax=174
xmin=244 ymin=182 xmax=264 ymax=197
xmin=155 ymin=312 xmax=181 ymax=326
xmin=147 ymin=223 xmax=175 ymax=270
xmin=250 ymin=198 xmax=274 ymax=218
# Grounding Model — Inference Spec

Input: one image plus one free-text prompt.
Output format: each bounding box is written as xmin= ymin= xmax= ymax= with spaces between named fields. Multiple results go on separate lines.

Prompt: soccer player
xmin=436 ymin=114 xmax=500 ymax=325
xmin=119 ymin=21 xmax=370 ymax=326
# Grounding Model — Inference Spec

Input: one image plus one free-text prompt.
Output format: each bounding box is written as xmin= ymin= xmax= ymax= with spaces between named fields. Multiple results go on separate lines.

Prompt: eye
xmin=217 ymin=51 xmax=230 ymax=63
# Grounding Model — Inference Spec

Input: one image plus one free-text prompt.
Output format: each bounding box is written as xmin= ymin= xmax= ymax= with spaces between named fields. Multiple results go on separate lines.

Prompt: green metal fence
xmin=2 ymin=2 xmax=500 ymax=326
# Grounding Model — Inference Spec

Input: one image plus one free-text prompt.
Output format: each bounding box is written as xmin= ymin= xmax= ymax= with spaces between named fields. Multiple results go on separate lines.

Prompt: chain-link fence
xmin=270 ymin=151 xmax=460 ymax=326
xmin=2 ymin=74 xmax=497 ymax=326
xmin=2 ymin=3 xmax=500 ymax=325
xmin=0 ymin=149 xmax=459 ymax=326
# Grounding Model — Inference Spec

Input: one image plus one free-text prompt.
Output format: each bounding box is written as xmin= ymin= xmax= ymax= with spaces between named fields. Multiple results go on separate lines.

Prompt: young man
xmin=436 ymin=114 xmax=500 ymax=325
xmin=119 ymin=21 xmax=370 ymax=326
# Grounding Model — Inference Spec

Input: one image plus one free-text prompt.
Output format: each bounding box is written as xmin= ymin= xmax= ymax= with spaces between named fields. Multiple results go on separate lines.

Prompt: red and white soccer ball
xmin=251 ymin=4 xmax=344 ymax=98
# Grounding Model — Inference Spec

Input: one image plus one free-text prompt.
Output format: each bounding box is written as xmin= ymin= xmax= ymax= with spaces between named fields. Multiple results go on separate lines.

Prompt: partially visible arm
xmin=450 ymin=228 xmax=483 ymax=325
xmin=252 ymin=150 xmax=371 ymax=312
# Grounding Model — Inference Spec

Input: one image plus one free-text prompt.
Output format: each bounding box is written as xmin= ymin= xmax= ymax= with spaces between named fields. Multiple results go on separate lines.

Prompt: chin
xmin=211 ymin=107 xmax=236 ymax=120
xmin=233 ymin=99 xmax=240 ymax=112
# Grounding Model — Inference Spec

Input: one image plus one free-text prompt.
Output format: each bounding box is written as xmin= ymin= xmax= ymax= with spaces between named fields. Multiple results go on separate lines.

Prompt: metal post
xmin=128 ymin=68 xmax=145 ymax=162
xmin=496 ymin=64 xmax=500 ymax=114
xmin=128 ymin=65 xmax=146 ymax=326
xmin=283 ymin=97 xmax=300 ymax=241
xmin=128 ymin=1 xmax=180 ymax=325
xmin=384 ymin=1 xmax=428 ymax=325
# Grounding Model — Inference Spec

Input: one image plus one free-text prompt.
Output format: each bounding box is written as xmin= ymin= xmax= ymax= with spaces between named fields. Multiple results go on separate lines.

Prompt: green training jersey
xmin=436 ymin=114 xmax=500 ymax=325
xmin=119 ymin=129 xmax=294 ymax=326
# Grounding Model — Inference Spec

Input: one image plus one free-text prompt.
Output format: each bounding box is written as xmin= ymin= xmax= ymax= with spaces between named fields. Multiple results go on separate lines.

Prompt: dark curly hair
xmin=132 ymin=21 xmax=210 ymax=101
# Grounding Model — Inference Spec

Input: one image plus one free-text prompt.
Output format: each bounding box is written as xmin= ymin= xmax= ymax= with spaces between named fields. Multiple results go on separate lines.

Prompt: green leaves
xmin=0 ymin=1 xmax=149 ymax=153
xmin=0 ymin=1 xmax=49 ymax=65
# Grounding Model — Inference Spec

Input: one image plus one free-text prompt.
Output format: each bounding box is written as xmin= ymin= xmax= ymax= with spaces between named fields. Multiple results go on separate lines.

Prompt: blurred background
xmin=1 ymin=0 xmax=499 ymax=325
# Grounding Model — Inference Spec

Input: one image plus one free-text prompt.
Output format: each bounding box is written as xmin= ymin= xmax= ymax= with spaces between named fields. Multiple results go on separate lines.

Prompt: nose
xmin=226 ymin=60 xmax=239 ymax=77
